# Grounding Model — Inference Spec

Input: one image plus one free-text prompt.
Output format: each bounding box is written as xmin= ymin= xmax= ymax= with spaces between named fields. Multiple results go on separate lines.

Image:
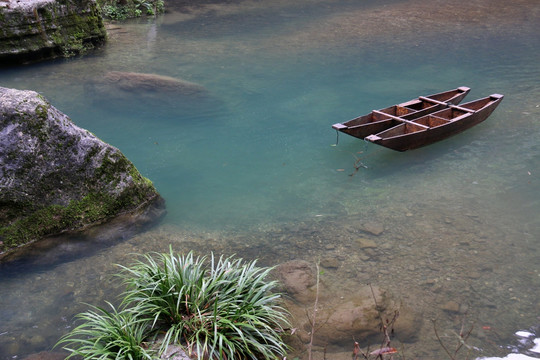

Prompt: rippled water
xmin=1 ymin=0 xmax=539 ymax=358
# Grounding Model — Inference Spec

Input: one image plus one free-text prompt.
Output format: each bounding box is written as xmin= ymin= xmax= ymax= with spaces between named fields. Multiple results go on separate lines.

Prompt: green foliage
xmin=56 ymin=250 xmax=289 ymax=359
xmin=98 ymin=0 xmax=164 ymax=20
xmin=57 ymin=302 xmax=155 ymax=360
xmin=119 ymin=249 xmax=290 ymax=359
xmin=0 ymin=191 xmax=134 ymax=251
xmin=102 ymin=4 xmax=128 ymax=20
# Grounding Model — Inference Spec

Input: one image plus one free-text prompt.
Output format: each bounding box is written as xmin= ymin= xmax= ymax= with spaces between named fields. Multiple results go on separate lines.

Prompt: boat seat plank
xmin=372 ymin=110 xmax=430 ymax=129
xmin=448 ymin=105 xmax=475 ymax=113
xmin=419 ymin=96 xmax=475 ymax=113
xmin=418 ymin=96 xmax=447 ymax=106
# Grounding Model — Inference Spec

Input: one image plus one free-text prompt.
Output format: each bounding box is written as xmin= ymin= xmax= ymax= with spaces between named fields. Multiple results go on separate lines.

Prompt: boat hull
xmin=364 ymin=94 xmax=504 ymax=151
xmin=332 ymin=87 xmax=471 ymax=140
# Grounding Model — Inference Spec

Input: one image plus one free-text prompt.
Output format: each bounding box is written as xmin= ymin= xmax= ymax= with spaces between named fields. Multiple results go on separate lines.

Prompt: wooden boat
xmin=364 ymin=94 xmax=504 ymax=151
xmin=332 ymin=87 xmax=471 ymax=140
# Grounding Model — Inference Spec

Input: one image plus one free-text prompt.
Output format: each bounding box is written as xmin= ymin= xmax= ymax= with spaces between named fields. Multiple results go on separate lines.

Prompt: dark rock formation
xmin=0 ymin=0 xmax=107 ymax=65
xmin=0 ymin=86 xmax=163 ymax=254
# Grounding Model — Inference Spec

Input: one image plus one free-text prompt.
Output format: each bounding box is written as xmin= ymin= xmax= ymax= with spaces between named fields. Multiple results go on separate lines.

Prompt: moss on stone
xmin=0 ymin=0 xmax=107 ymax=64
xmin=0 ymin=179 xmax=157 ymax=252
xmin=0 ymin=87 xmax=162 ymax=255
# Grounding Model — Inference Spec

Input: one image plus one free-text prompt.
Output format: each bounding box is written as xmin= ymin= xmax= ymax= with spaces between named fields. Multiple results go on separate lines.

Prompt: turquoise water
xmin=1 ymin=0 xmax=539 ymax=358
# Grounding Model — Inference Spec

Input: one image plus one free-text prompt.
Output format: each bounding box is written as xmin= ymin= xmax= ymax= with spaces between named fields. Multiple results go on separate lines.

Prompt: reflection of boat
xmin=332 ymin=87 xmax=471 ymax=140
xmin=364 ymin=94 xmax=504 ymax=151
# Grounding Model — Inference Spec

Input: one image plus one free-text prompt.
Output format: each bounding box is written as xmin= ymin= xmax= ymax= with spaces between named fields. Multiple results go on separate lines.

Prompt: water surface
xmin=0 ymin=0 xmax=539 ymax=358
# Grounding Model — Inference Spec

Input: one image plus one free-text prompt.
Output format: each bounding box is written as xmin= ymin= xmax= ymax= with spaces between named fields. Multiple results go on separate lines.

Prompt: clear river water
xmin=0 ymin=0 xmax=539 ymax=359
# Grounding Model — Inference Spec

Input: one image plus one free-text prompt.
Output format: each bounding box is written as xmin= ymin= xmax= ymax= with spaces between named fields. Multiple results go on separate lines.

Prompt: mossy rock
xmin=0 ymin=0 xmax=107 ymax=64
xmin=0 ymin=86 xmax=163 ymax=254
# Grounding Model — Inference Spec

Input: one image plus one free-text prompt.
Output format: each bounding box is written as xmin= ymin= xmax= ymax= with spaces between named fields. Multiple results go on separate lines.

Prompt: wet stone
xmin=362 ymin=222 xmax=385 ymax=236
xmin=467 ymin=271 xmax=482 ymax=279
xmin=320 ymin=257 xmax=340 ymax=269
xmin=356 ymin=238 xmax=377 ymax=249
xmin=441 ymin=300 xmax=460 ymax=313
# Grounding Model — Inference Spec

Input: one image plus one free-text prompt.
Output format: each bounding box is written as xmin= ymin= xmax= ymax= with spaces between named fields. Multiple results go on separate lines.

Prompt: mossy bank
xmin=0 ymin=0 xmax=107 ymax=64
xmin=0 ymin=87 xmax=163 ymax=255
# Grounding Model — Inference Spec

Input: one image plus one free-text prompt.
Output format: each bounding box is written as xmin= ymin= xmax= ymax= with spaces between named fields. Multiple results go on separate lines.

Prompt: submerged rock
xmin=23 ymin=351 xmax=65 ymax=360
xmin=102 ymin=71 xmax=207 ymax=95
xmin=274 ymin=260 xmax=317 ymax=303
xmin=276 ymin=260 xmax=422 ymax=353
xmin=87 ymin=71 xmax=210 ymax=115
xmin=0 ymin=87 xmax=163 ymax=255
xmin=0 ymin=0 xmax=107 ymax=64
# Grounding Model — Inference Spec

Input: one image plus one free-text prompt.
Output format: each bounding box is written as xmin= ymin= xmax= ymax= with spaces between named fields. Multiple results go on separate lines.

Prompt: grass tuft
xmin=57 ymin=302 xmax=155 ymax=359
xmin=119 ymin=248 xmax=290 ymax=359
xmin=57 ymin=248 xmax=290 ymax=360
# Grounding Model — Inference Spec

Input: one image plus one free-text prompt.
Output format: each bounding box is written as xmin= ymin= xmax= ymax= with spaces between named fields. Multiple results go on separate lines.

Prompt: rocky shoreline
xmin=0 ymin=0 xmax=106 ymax=64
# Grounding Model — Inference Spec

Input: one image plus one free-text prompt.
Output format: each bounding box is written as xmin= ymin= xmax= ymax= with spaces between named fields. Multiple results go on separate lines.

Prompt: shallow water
xmin=1 ymin=0 xmax=539 ymax=358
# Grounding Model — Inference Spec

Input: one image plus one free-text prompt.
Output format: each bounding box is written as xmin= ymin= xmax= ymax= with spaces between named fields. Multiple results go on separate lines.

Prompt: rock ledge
xmin=0 ymin=0 xmax=106 ymax=64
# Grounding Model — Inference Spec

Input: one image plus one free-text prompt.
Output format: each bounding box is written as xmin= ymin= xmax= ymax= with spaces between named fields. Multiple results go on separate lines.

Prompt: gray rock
xmin=356 ymin=237 xmax=377 ymax=249
xmin=320 ymin=256 xmax=339 ymax=269
xmin=362 ymin=221 xmax=384 ymax=236
xmin=102 ymin=71 xmax=207 ymax=96
xmin=0 ymin=87 xmax=162 ymax=254
xmin=0 ymin=0 xmax=107 ymax=64
xmin=440 ymin=300 xmax=460 ymax=313
xmin=23 ymin=352 xmax=65 ymax=360
xmin=87 ymin=71 xmax=211 ymax=115
xmin=161 ymin=345 xmax=193 ymax=360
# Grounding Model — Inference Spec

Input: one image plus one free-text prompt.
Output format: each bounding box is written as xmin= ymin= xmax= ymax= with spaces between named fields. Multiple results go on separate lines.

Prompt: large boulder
xmin=0 ymin=87 xmax=163 ymax=255
xmin=0 ymin=0 xmax=107 ymax=64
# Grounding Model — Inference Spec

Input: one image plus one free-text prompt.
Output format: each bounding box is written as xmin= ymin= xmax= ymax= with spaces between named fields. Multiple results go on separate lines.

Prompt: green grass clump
xmin=57 ymin=249 xmax=290 ymax=359
xmin=58 ymin=302 xmax=155 ymax=359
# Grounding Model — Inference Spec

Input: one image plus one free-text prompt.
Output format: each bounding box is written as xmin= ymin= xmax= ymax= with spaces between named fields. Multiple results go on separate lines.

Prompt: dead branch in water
xmin=308 ymin=261 xmax=321 ymax=360
xmin=432 ymin=317 xmax=475 ymax=360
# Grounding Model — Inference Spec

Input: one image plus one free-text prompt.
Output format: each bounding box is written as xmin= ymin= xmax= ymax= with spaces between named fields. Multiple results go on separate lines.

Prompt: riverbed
xmin=0 ymin=0 xmax=539 ymax=358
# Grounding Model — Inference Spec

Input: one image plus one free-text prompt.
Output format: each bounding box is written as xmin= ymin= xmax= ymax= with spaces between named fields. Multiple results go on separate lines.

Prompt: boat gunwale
xmin=332 ymin=86 xmax=471 ymax=131
xmin=364 ymin=94 xmax=503 ymax=151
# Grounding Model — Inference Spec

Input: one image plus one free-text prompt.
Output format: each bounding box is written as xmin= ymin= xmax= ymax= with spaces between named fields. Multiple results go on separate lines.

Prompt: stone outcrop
xmin=274 ymin=260 xmax=422 ymax=352
xmin=0 ymin=87 xmax=163 ymax=254
xmin=0 ymin=0 xmax=107 ymax=64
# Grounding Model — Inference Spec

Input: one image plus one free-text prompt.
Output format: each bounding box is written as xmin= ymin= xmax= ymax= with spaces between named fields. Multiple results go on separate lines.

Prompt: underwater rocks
xmin=23 ymin=351 xmax=66 ymax=360
xmin=87 ymin=71 xmax=210 ymax=115
xmin=0 ymin=86 xmax=163 ymax=255
xmin=101 ymin=71 xmax=207 ymax=95
xmin=275 ymin=259 xmax=422 ymax=352
xmin=0 ymin=0 xmax=106 ymax=64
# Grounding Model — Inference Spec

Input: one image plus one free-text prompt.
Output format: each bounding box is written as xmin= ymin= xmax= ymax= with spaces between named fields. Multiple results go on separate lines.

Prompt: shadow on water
xmin=0 ymin=201 xmax=166 ymax=279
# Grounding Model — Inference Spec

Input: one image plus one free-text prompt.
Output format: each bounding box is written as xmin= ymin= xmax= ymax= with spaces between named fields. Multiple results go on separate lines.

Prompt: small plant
xmin=119 ymin=249 xmax=290 ymax=359
xmin=134 ymin=0 xmax=153 ymax=15
xmin=102 ymin=4 xmax=128 ymax=20
xmin=57 ymin=249 xmax=290 ymax=359
xmin=57 ymin=302 xmax=155 ymax=359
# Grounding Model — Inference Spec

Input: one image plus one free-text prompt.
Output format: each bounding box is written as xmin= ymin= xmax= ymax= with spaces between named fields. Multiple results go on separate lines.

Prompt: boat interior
xmin=372 ymin=96 xmax=498 ymax=138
